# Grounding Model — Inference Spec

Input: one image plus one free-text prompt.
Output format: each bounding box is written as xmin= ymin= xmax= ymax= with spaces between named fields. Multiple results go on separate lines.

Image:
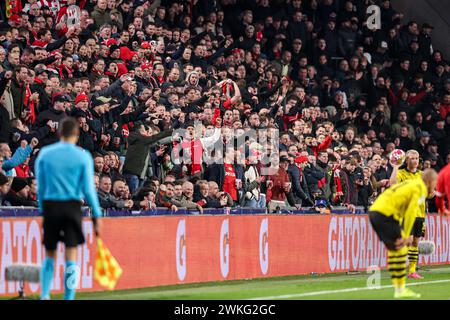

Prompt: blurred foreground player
xmin=36 ymin=118 xmax=102 ymax=300
xmin=369 ymin=169 xmax=437 ymax=298
xmin=389 ymin=150 xmax=425 ymax=279
xmin=435 ymin=163 xmax=450 ymax=215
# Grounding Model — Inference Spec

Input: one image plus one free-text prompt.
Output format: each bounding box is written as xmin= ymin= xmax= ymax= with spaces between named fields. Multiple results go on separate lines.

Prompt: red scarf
xmin=173 ymin=139 xmax=203 ymax=175
xmin=121 ymin=124 xmax=130 ymax=149
xmin=105 ymin=71 xmax=118 ymax=79
xmin=211 ymin=107 xmax=221 ymax=126
xmin=24 ymin=85 xmax=36 ymax=124
xmin=282 ymin=113 xmax=300 ymax=131
xmin=59 ymin=64 xmax=73 ymax=79
xmin=156 ymin=76 xmax=165 ymax=85
xmin=221 ymin=82 xmax=228 ymax=94
xmin=32 ymin=39 xmax=48 ymax=47
xmin=55 ymin=5 xmax=69 ymax=37
xmin=122 ymin=124 xmax=130 ymax=138
xmin=333 ymin=168 xmax=343 ymax=204
xmin=318 ymin=177 xmax=326 ymax=189
xmin=91 ymin=66 xmax=103 ymax=77
xmin=34 ymin=77 xmax=43 ymax=85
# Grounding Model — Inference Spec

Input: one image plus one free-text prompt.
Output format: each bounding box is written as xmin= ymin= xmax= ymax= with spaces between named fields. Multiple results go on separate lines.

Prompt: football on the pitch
xmin=389 ymin=149 xmax=406 ymax=166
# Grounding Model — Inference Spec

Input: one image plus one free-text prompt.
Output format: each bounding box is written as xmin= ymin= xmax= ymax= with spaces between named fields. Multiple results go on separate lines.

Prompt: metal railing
xmin=0 ymin=206 xmax=366 ymax=217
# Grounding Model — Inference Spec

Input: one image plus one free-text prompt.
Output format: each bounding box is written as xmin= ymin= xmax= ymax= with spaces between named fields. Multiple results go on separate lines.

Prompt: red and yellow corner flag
xmin=94 ymin=238 xmax=123 ymax=290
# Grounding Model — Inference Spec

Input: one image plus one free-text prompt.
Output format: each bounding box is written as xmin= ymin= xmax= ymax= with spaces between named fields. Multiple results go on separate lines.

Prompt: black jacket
xmin=337 ymin=27 xmax=357 ymax=58
xmin=9 ymin=126 xmax=51 ymax=152
xmin=98 ymin=189 xmax=126 ymax=210
xmin=10 ymin=77 xmax=25 ymax=117
xmin=287 ymin=163 xmax=313 ymax=206
xmin=204 ymin=163 xmax=244 ymax=190
xmin=122 ymin=130 xmax=173 ymax=177
xmin=0 ymin=105 xmax=10 ymax=143
xmin=36 ymin=108 xmax=68 ymax=146
xmin=303 ymin=163 xmax=325 ymax=193
xmin=5 ymin=192 xmax=38 ymax=207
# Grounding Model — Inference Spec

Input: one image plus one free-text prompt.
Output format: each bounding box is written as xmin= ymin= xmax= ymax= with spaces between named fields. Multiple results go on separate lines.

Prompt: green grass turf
xmin=64 ymin=265 xmax=450 ymax=300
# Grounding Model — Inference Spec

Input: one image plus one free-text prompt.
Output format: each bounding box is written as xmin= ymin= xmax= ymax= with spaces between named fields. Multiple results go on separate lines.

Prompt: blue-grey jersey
xmin=35 ymin=141 xmax=102 ymax=217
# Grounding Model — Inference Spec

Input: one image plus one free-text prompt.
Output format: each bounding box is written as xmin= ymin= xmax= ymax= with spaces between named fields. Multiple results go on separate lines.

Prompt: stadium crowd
xmin=0 ymin=0 xmax=449 ymax=214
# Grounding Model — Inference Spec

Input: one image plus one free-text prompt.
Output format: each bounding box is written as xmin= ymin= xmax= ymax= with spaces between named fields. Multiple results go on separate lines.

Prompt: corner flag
xmin=94 ymin=238 xmax=123 ymax=290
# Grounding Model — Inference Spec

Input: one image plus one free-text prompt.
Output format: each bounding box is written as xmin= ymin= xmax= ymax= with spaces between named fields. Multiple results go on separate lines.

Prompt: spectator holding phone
xmin=122 ymin=122 xmax=173 ymax=193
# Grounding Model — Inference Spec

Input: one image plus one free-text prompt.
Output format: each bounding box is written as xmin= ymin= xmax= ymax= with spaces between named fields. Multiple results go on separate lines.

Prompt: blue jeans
xmin=244 ymin=194 xmax=266 ymax=208
xmin=124 ymin=174 xmax=141 ymax=194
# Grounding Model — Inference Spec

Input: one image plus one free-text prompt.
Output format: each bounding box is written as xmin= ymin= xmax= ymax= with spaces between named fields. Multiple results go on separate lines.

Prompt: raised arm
xmin=389 ymin=164 xmax=401 ymax=186
xmin=35 ymin=152 xmax=45 ymax=213
xmin=199 ymin=127 xmax=221 ymax=149
xmin=229 ymin=80 xmax=241 ymax=105
xmin=2 ymin=144 xmax=32 ymax=172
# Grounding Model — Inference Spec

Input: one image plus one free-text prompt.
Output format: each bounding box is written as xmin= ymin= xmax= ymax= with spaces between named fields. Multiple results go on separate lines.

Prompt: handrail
xmin=0 ymin=206 xmax=367 ymax=217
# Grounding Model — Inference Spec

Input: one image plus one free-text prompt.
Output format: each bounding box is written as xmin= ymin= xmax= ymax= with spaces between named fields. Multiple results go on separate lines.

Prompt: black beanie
xmin=11 ymin=178 xmax=28 ymax=193
xmin=0 ymin=173 xmax=8 ymax=186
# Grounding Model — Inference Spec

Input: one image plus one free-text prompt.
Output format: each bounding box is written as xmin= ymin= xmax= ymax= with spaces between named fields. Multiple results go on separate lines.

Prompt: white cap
xmin=363 ymin=52 xmax=372 ymax=64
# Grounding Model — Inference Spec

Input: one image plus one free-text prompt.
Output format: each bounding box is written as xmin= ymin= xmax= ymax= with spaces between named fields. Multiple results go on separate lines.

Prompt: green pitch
xmin=11 ymin=265 xmax=448 ymax=300
xmin=72 ymin=265 xmax=450 ymax=300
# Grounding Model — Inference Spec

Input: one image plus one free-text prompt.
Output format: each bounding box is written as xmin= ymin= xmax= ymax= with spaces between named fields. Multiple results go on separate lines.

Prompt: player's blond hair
xmin=405 ymin=149 xmax=420 ymax=166
xmin=405 ymin=150 xmax=419 ymax=158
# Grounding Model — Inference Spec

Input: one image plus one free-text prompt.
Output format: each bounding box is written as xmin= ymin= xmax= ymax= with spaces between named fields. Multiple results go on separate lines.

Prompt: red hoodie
xmin=388 ymin=88 xmax=427 ymax=107
xmin=439 ymin=103 xmax=450 ymax=119
xmin=15 ymin=164 xmax=31 ymax=178
xmin=282 ymin=113 xmax=301 ymax=131
xmin=436 ymin=163 xmax=450 ymax=213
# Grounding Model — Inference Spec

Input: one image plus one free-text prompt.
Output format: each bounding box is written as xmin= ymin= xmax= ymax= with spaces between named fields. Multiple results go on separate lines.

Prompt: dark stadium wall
xmin=392 ymin=0 xmax=450 ymax=57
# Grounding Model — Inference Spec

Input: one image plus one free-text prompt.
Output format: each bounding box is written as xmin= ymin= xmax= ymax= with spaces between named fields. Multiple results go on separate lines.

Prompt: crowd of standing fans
xmin=0 ymin=0 xmax=449 ymax=214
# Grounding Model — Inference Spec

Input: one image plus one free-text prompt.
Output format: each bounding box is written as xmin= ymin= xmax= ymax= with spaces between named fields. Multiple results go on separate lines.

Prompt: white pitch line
xmin=246 ymin=279 xmax=450 ymax=300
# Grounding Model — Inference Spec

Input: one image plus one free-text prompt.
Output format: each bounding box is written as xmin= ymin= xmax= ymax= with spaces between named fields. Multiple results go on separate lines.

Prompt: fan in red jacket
xmin=435 ymin=163 xmax=450 ymax=215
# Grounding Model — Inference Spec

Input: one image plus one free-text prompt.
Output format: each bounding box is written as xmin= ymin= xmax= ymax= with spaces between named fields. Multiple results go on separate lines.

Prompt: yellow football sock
xmin=408 ymin=246 xmax=419 ymax=274
xmin=388 ymin=246 xmax=408 ymax=292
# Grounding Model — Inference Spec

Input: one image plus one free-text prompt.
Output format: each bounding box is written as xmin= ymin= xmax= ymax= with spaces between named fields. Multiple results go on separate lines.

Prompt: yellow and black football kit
xmin=369 ymin=179 xmax=427 ymax=291
xmin=396 ymin=168 xmax=423 ymax=183
xmin=370 ymin=179 xmax=427 ymax=241
xmin=396 ymin=168 xmax=425 ymax=274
